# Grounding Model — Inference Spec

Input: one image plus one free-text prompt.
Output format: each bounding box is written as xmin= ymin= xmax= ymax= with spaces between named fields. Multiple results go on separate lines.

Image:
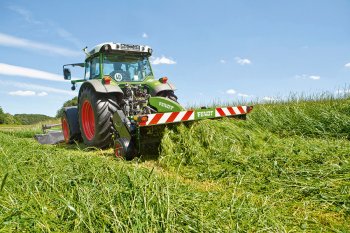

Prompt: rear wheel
xmin=78 ymin=86 xmax=118 ymax=148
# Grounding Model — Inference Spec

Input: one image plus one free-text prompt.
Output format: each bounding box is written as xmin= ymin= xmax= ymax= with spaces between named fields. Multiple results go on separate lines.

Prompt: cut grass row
xmin=0 ymin=134 xmax=228 ymax=232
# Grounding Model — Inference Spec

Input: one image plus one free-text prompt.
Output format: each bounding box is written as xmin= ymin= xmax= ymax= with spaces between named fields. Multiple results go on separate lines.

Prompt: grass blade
xmin=0 ymin=173 xmax=9 ymax=192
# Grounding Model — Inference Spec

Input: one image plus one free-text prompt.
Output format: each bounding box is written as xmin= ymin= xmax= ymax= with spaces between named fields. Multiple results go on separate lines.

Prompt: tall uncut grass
xmin=1 ymin=96 xmax=350 ymax=232
xmin=160 ymin=96 xmax=350 ymax=231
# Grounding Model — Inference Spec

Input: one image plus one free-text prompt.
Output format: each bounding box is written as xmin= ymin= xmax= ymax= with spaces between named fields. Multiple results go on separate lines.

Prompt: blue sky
xmin=0 ymin=0 xmax=349 ymax=116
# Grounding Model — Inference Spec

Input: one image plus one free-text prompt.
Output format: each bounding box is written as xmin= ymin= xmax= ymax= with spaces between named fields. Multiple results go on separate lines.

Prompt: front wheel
xmin=114 ymin=137 xmax=137 ymax=160
xmin=78 ymin=86 xmax=118 ymax=148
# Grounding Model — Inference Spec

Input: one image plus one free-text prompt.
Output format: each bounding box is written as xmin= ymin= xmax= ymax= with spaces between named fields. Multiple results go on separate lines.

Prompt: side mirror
xmin=63 ymin=68 xmax=71 ymax=80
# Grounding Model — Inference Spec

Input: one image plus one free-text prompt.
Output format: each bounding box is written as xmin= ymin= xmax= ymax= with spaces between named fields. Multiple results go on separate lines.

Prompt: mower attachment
xmin=34 ymin=131 xmax=64 ymax=145
xmin=137 ymin=106 xmax=253 ymax=127
xmin=112 ymin=105 xmax=253 ymax=159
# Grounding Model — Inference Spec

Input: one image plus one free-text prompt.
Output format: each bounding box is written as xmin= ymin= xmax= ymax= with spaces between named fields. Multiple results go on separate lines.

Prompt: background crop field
xmin=0 ymin=97 xmax=350 ymax=232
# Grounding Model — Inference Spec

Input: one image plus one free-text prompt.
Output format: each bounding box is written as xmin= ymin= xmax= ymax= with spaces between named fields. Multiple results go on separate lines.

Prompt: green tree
xmin=0 ymin=106 xmax=5 ymax=124
xmin=56 ymin=97 xmax=78 ymax=118
xmin=14 ymin=114 xmax=52 ymax=125
xmin=0 ymin=107 xmax=20 ymax=124
xmin=4 ymin=113 xmax=19 ymax=124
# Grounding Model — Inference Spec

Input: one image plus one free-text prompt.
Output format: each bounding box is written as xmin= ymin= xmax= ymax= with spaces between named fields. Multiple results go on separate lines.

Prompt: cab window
xmin=90 ymin=57 xmax=100 ymax=79
xmin=84 ymin=62 xmax=90 ymax=79
xmin=103 ymin=55 xmax=153 ymax=82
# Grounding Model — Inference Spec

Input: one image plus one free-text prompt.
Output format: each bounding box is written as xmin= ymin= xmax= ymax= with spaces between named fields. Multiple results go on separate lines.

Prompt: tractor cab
xmin=83 ymin=43 xmax=153 ymax=82
xmin=64 ymin=42 xmax=154 ymax=82
xmin=63 ymin=42 xmax=177 ymax=99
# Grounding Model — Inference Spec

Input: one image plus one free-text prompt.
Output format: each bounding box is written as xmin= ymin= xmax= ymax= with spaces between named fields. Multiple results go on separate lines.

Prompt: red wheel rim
xmin=115 ymin=141 xmax=123 ymax=158
xmin=82 ymin=100 xmax=95 ymax=140
xmin=62 ymin=117 xmax=70 ymax=143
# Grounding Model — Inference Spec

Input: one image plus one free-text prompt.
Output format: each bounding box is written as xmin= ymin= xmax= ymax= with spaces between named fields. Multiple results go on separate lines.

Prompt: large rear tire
xmin=78 ymin=86 xmax=118 ymax=148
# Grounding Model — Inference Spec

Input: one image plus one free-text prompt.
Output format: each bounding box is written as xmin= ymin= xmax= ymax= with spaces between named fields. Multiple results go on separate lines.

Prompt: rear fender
xmin=79 ymin=79 xmax=124 ymax=101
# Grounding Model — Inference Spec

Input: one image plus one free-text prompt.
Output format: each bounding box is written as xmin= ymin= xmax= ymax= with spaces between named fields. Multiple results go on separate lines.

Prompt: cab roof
xmin=85 ymin=42 xmax=153 ymax=59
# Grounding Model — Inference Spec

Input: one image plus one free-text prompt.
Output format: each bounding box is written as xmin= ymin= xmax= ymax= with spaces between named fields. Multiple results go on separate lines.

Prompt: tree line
xmin=0 ymin=97 xmax=78 ymax=125
xmin=0 ymin=106 xmax=53 ymax=125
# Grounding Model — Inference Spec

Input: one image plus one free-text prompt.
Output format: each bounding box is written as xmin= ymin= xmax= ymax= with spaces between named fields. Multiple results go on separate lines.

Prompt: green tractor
xmin=61 ymin=42 xmax=253 ymax=159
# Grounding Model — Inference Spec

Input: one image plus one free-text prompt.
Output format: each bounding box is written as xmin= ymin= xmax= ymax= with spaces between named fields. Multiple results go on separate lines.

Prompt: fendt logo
xmin=159 ymin=102 xmax=174 ymax=110
xmin=196 ymin=110 xmax=214 ymax=118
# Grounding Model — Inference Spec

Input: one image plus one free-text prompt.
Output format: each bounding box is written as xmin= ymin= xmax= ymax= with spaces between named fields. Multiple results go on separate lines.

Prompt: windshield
xmin=103 ymin=55 xmax=153 ymax=82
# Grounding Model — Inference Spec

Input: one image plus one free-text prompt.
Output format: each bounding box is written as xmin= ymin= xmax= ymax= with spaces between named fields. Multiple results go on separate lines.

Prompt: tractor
xmin=61 ymin=42 xmax=253 ymax=159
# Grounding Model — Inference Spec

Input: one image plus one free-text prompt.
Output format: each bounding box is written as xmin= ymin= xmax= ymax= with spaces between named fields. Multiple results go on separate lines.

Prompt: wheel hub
xmin=61 ymin=117 xmax=69 ymax=142
xmin=81 ymin=100 xmax=95 ymax=140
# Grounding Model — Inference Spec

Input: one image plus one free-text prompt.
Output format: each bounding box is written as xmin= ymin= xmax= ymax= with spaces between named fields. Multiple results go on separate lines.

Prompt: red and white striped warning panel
xmin=138 ymin=106 xmax=251 ymax=126
xmin=215 ymin=106 xmax=247 ymax=117
xmin=139 ymin=110 xmax=194 ymax=126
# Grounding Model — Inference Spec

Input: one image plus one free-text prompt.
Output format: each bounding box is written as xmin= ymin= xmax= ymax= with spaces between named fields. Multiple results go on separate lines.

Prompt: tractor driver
xmin=110 ymin=62 xmax=130 ymax=81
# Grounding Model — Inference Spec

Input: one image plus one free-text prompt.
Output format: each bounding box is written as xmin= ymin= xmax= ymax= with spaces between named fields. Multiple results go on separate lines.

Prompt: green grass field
xmin=0 ymin=97 xmax=349 ymax=232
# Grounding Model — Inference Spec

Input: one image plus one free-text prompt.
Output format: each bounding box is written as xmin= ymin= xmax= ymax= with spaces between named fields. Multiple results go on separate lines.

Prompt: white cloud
xmin=0 ymin=80 xmax=75 ymax=96
xmin=263 ymin=96 xmax=279 ymax=101
xmin=235 ymin=57 xmax=251 ymax=65
xmin=294 ymin=74 xmax=307 ymax=79
xmin=295 ymin=74 xmax=320 ymax=80
xmin=8 ymin=5 xmax=82 ymax=49
xmin=37 ymin=91 xmax=48 ymax=96
xmin=344 ymin=63 xmax=350 ymax=68
xmin=0 ymin=63 xmax=64 ymax=82
xmin=8 ymin=90 xmax=49 ymax=97
xmin=8 ymin=5 xmax=42 ymax=24
xmin=142 ymin=33 xmax=148 ymax=38
xmin=9 ymin=90 xmax=36 ymax=96
xmin=0 ymin=33 xmax=81 ymax=57
xmin=151 ymin=56 xmax=176 ymax=65
xmin=226 ymin=89 xmax=236 ymax=95
xmin=238 ymin=93 xmax=252 ymax=98
xmin=309 ymin=75 xmax=320 ymax=80
xmin=225 ymin=90 xmax=252 ymax=97
xmin=220 ymin=59 xmax=226 ymax=64
xmin=55 ymin=28 xmax=82 ymax=48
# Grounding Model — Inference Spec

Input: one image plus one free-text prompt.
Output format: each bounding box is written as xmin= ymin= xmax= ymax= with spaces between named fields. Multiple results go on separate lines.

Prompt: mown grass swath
xmin=0 ymin=96 xmax=350 ymax=232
